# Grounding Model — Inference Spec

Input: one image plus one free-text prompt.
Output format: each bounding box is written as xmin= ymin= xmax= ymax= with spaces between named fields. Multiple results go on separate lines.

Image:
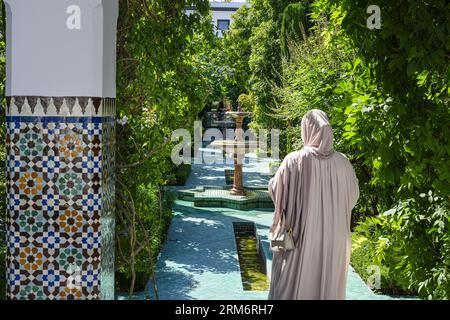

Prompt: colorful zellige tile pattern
xmin=5 ymin=97 xmax=115 ymax=300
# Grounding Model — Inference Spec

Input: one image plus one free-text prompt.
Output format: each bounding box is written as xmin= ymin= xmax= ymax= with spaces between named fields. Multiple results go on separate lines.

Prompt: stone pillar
xmin=231 ymin=117 xmax=245 ymax=196
xmin=4 ymin=0 xmax=118 ymax=300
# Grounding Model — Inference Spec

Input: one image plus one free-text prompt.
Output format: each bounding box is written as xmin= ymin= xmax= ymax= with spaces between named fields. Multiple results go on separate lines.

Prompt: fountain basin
xmin=226 ymin=111 xmax=253 ymax=119
xmin=176 ymin=186 xmax=274 ymax=210
xmin=209 ymin=140 xmax=258 ymax=155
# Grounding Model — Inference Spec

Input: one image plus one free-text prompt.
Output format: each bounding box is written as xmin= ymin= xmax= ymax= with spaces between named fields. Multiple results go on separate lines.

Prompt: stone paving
xmin=133 ymin=148 xmax=412 ymax=300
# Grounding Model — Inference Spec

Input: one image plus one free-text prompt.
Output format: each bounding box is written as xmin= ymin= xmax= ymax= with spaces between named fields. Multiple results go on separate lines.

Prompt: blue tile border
xmin=6 ymin=116 xmax=115 ymax=124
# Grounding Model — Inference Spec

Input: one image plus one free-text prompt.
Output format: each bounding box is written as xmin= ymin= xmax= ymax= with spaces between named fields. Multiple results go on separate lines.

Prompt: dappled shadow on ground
xmin=185 ymin=150 xmax=273 ymax=189
xmin=243 ymin=171 xmax=272 ymax=188
xmin=153 ymin=202 xmax=272 ymax=300
xmin=149 ymin=269 xmax=200 ymax=300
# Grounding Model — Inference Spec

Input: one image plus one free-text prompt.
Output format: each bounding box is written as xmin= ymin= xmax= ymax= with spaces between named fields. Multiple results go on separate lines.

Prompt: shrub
xmin=351 ymin=233 xmax=399 ymax=295
xmin=354 ymin=196 xmax=450 ymax=299
xmin=115 ymin=185 xmax=175 ymax=295
xmin=114 ymin=0 xmax=213 ymax=297
xmin=280 ymin=2 xmax=312 ymax=59
xmin=166 ymin=164 xmax=192 ymax=186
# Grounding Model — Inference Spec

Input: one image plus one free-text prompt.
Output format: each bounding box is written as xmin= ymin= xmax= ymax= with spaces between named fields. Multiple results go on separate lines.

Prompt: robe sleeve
xmin=268 ymin=155 xmax=291 ymax=232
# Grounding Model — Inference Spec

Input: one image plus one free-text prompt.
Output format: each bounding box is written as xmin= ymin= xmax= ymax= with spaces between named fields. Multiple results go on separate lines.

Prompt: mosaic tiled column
xmin=4 ymin=0 xmax=118 ymax=300
xmin=5 ymin=97 xmax=116 ymax=300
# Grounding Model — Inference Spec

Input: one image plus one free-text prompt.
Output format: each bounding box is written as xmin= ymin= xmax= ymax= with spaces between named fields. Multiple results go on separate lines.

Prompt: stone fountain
xmin=176 ymin=101 xmax=273 ymax=210
xmin=210 ymin=105 xmax=257 ymax=196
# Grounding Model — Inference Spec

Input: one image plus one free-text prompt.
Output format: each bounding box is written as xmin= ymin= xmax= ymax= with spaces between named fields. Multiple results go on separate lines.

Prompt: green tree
xmin=280 ymin=2 xmax=312 ymax=59
xmin=222 ymin=5 xmax=254 ymax=101
xmin=222 ymin=0 xmax=302 ymax=128
xmin=331 ymin=0 xmax=449 ymax=95
xmin=248 ymin=0 xmax=299 ymax=128
xmin=114 ymin=0 xmax=217 ymax=297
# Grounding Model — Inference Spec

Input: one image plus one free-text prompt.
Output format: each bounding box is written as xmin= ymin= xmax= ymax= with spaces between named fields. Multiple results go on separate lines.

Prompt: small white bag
xmin=269 ymin=218 xmax=295 ymax=252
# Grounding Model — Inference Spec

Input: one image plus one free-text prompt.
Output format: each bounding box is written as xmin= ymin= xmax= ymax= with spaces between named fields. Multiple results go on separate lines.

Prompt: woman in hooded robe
xmin=268 ymin=109 xmax=359 ymax=300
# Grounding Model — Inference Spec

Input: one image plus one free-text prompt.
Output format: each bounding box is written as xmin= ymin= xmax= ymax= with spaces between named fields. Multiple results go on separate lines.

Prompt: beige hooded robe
xmin=268 ymin=109 xmax=359 ymax=300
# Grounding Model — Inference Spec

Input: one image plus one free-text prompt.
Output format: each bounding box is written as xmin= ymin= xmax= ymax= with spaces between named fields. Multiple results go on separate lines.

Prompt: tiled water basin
xmin=233 ymin=222 xmax=269 ymax=291
xmin=177 ymin=186 xmax=274 ymax=210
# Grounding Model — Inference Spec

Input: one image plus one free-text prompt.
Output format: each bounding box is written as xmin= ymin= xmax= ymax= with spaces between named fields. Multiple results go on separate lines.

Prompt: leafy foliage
xmin=355 ymin=196 xmax=450 ymax=299
xmin=351 ymin=233 xmax=401 ymax=295
xmin=221 ymin=5 xmax=254 ymax=102
xmin=221 ymin=0 xmax=302 ymax=128
xmin=166 ymin=164 xmax=192 ymax=186
xmin=280 ymin=2 xmax=312 ymax=59
xmin=114 ymin=0 xmax=217 ymax=296
xmin=329 ymin=0 xmax=450 ymax=95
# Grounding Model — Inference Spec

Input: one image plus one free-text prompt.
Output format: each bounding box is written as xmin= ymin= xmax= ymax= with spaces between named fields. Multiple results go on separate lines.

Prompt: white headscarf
xmin=301 ymin=109 xmax=334 ymax=159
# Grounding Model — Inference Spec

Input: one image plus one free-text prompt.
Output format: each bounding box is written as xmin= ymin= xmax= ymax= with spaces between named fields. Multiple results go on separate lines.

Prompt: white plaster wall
xmin=5 ymin=0 xmax=118 ymax=98
xmin=185 ymin=2 xmax=249 ymax=38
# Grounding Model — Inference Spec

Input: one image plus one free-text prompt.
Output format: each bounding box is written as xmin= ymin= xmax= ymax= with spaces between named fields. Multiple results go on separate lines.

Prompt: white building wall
xmin=186 ymin=1 xmax=249 ymax=38
xmin=212 ymin=10 xmax=234 ymax=38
